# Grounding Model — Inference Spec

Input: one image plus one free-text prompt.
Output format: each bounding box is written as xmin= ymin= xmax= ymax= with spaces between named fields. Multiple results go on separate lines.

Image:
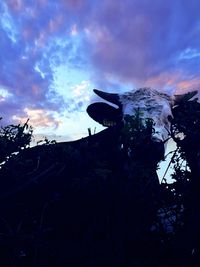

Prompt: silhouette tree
xmin=156 ymin=97 xmax=200 ymax=266
xmin=0 ymin=99 xmax=200 ymax=266
xmin=0 ymin=118 xmax=33 ymax=165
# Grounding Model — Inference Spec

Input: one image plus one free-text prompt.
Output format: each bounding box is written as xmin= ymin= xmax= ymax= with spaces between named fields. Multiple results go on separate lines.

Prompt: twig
xmin=161 ymin=148 xmax=179 ymax=184
xmin=164 ymin=149 xmax=177 ymax=160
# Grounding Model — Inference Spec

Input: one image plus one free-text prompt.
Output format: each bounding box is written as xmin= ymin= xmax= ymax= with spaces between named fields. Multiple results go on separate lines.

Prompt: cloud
xmin=1 ymin=0 xmax=200 ymax=139
xmin=79 ymin=0 xmax=200 ymax=93
xmin=0 ymin=0 xmax=88 ymax=128
xmin=6 ymin=0 xmax=23 ymax=13
xmin=12 ymin=107 xmax=61 ymax=129
xmin=70 ymin=24 xmax=78 ymax=36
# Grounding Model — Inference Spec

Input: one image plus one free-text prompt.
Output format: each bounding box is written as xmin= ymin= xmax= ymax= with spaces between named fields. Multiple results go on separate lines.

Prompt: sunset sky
xmin=0 ymin=0 xmax=200 ymax=141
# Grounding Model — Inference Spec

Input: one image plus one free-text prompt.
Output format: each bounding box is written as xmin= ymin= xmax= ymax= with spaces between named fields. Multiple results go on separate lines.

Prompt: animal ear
xmin=173 ymin=90 xmax=198 ymax=105
xmin=93 ymin=89 xmax=121 ymax=106
xmin=87 ymin=102 xmax=121 ymax=127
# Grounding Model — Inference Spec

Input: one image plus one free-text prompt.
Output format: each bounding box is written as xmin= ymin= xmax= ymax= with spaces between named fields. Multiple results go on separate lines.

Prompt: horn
xmin=174 ymin=90 xmax=198 ymax=105
xmin=93 ymin=89 xmax=121 ymax=106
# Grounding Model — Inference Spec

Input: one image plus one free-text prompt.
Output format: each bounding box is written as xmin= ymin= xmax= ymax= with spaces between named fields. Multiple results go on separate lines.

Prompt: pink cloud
xmin=12 ymin=108 xmax=61 ymax=129
xmin=78 ymin=0 xmax=200 ymax=93
xmin=176 ymin=79 xmax=200 ymax=93
xmin=6 ymin=0 xmax=23 ymax=12
xmin=70 ymin=24 xmax=78 ymax=36
xmin=48 ymin=15 xmax=65 ymax=34
xmin=145 ymin=71 xmax=200 ymax=95
xmin=64 ymin=0 xmax=84 ymax=10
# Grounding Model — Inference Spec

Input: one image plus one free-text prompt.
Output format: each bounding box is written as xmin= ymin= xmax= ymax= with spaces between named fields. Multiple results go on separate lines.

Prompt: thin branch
xmin=161 ymin=148 xmax=179 ymax=184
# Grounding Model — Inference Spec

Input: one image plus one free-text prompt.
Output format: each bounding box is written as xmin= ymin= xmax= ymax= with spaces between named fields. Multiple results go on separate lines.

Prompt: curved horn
xmin=94 ymin=89 xmax=121 ymax=106
xmin=173 ymin=90 xmax=198 ymax=105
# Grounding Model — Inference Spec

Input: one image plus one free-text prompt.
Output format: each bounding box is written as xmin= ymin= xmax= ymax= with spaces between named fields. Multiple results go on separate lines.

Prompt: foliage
xmin=0 ymin=99 xmax=200 ymax=266
xmin=0 ymin=118 xmax=33 ymax=165
xmin=121 ymin=112 xmax=165 ymax=168
xmin=154 ymin=97 xmax=200 ymax=265
xmin=121 ymin=111 xmax=155 ymax=150
xmin=164 ymin=98 xmax=200 ymax=208
xmin=36 ymin=136 xmax=57 ymax=146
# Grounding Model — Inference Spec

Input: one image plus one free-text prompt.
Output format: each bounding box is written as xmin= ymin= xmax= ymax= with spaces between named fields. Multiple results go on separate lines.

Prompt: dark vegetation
xmin=0 ymin=98 xmax=200 ymax=266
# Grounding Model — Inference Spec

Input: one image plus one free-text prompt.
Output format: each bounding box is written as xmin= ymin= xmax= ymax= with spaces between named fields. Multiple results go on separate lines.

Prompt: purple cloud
xmin=0 ymin=0 xmax=86 ymax=126
xmin=79 ymin=0 xmax=200 ymax=92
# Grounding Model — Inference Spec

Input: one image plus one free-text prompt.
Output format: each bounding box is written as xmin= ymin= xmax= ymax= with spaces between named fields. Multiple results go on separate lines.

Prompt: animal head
xmin=87 ymin=87 xmax=198 ymax=143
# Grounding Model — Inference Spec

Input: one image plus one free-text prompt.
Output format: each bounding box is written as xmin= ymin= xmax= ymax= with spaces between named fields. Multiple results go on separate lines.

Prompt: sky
xmin=0 ymin=0 xmax=200 ymax=142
